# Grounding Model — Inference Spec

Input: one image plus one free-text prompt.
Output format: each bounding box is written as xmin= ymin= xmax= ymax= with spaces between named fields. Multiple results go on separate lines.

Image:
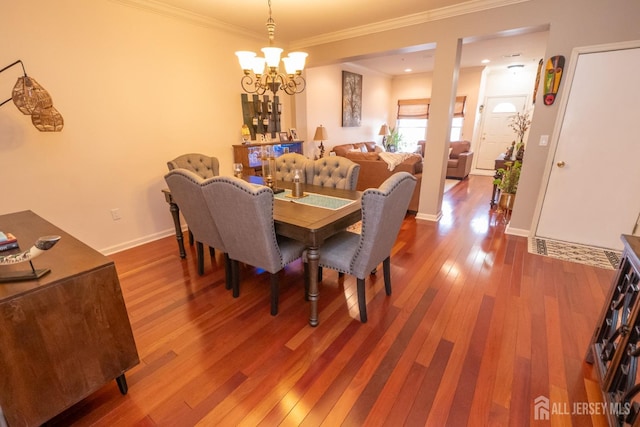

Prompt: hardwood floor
xmin=47 ymin=175 xmax=615 ymax=426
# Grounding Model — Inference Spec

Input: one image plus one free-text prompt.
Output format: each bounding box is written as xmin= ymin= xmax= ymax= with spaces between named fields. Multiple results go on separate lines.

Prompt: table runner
xmin=274 ymin=189 xmax=356 ymax=210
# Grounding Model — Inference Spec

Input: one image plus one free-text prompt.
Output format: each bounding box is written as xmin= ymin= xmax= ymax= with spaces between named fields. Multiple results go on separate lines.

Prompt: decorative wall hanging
xmin=342 ymin=71 xmax=362 ymax=127
xmin=533 ymin=58 xmax=543 ymax=104
xmin=543 ymin=55 xmax=565 ymax=105
xmin=0 ymin=60 xmax=64 ymax=131
xmin=240 ymin=93 xmax=281 ymax=141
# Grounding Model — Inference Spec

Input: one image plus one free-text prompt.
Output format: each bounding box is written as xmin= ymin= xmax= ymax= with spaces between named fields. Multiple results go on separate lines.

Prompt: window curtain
xmin=454 ymin=96 xmax=466 ymax=117
xmin=397 ymin=98 xmax=430 ymax=119
xmin=397 ymin=96 xmax=466 ymax=119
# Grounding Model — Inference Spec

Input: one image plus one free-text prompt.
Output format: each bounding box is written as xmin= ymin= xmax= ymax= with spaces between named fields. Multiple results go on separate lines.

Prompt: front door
xmin=475 ymin=95 xmax=528 ymax=170
xmin=534 ymin=43 xmax=640 ymax=250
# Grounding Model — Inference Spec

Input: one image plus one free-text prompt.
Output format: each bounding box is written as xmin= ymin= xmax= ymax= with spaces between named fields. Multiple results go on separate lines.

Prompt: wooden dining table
xmin=162 ymin=177 xmax=362 ymax=326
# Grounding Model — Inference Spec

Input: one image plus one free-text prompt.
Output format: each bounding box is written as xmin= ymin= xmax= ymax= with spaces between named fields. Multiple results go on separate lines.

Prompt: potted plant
xmin=493 ymin=160 xmax=521 ymax=210
xmin=385 ymin=127 xmax=402 ymax=152
xmin=508 ymin=110 xmax=531 ymax=160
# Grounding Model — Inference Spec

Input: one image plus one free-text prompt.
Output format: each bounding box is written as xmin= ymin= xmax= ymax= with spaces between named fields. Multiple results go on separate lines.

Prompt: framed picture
xmin=279 ymin=131 xmax=289 ymax=142
xmin=342 ymin=71 xmax=362 ymax=127
xmin=289 ymin=128 xmax=298 ymax=140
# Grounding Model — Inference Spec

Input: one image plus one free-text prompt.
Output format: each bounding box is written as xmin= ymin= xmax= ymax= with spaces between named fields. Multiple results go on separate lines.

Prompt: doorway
xmin=475 ymin=95 xmax=528 ymax=170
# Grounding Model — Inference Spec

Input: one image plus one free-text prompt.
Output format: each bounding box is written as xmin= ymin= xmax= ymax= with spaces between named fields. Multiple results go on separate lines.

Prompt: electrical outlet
xmin=110 ymin=208 xmax=121 ymax=221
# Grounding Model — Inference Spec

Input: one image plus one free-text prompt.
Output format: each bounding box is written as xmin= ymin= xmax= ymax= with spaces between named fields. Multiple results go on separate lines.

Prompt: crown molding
xmin=290 ymin=0 xmax=531 ymax=49
xmin=108 ymin=0 xmax=263 ymax=41
xmin=110 ymin=0 xmax=530 ymax=48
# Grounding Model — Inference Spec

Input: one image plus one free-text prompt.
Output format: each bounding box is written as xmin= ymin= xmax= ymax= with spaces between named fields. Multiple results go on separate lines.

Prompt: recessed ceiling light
xmin=481 ymin=59 xmax=490 ymax=64
xmin=404 ymin=68 xmax=412 ymax=73
xmin=507 ymin=64 xmax=525 ymax=69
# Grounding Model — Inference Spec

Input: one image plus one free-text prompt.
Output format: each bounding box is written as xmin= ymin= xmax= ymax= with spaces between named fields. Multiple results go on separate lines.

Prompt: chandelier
xmin=235 ymin=0 xmax=307 ymax=96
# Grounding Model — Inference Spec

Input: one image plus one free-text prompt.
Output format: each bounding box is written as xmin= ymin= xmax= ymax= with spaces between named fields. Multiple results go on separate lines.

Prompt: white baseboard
xmin=100 ymin=227 xmax=185 ymax=255
xmin=416 ymin=211 xmax=443 ymax=222
xmin=505 ymin=225 xmax=529 ymax=237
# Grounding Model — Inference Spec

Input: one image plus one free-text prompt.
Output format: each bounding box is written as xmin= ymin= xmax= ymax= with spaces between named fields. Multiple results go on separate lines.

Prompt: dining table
xmin=162 ymin=176 xmax=362 ymax=326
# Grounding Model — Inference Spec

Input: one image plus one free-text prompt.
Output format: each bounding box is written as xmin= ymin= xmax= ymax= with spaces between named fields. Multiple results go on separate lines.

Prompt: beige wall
xmin=1 ymin=0 xmax=639 ymax=253
xmin=302 ymin=64 xmax=391 ymax=154
xmin=0 ymin=0 xmax=282 ymax=253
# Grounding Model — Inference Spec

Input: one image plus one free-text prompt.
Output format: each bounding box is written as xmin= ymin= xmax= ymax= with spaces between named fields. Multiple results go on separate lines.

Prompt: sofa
xmin=416 ymin=140 xmax=474 ymax=179
xmin=331 ymin=142 xmax=423 ymax=212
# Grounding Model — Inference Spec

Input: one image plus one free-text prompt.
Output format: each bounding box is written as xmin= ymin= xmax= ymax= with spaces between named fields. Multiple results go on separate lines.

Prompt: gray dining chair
xmin=311 ymin=171 xmax=416 ymax=322
xmin=274 ymin=152 xmax=309 ymax=182
xmin=167 ymin=153 xmax=220 ymax=247
xmin=167 ymin=153 xmax=219 ymax=179
xmin=305 ymin=156 xmax=360 ymax=190
xmin=202 ymin=176 xmax=306 ymax=315
xmin=164 ymin=170 xmax=232 ymax=288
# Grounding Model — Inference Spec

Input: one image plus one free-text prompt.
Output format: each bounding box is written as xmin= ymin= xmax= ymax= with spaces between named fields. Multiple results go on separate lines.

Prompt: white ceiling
xmin=116 ymin=0 xmax=548 ymax=75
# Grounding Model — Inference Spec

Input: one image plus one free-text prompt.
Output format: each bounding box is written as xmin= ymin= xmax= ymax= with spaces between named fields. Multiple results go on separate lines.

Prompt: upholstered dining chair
xmin=164 ymin=170 xmax=232 ymax=288
xmin=167 ymin=153 xmax=219 ymax=179
xmin=274 ymin=152 xmax=310 ymax=182
xmin=167 ymin=153 xmax=220 ymax=247
xmin=310 ymin=171 xmax=416 ymax=322
xmin=202 ymin=176 xmax=306 ymax=315
xmin=305 ymin=157 xmax=360 ymax=190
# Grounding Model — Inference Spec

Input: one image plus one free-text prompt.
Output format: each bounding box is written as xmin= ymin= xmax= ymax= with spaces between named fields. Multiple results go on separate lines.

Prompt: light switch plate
xmin=539 ymin=135 xmax=549 ymax=146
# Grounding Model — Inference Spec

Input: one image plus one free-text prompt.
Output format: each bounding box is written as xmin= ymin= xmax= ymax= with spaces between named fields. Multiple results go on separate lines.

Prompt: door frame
xmin=530 ymin=39 xmax=640 ymax=240
xmin=472 ymin=94 xmax=529 ymax=175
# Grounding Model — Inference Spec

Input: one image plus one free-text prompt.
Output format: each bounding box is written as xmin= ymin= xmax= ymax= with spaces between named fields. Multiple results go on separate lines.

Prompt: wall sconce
xmin=0 ymin=60 xmax=64 ymax=132
xmin=313 ymin=125 xmax=328 ymax=158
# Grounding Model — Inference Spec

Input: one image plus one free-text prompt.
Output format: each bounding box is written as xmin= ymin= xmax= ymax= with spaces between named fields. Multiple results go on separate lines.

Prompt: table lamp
xmin=378 ymin=124 xmax=389 ymax=146
xmin=313 ymin=125 xmax=328 ymax=158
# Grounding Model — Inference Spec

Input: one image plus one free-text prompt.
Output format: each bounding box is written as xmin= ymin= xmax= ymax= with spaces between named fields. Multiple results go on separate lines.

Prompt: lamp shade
xmin=12 ymin=76 xmax=53 ymax=115
xmin=235 ymin=51 xmax=257 ymax=70
xmin=313 ymin=125 xmax=328 ymax=141
xmin=378 ymin=124 xmax=389 ymax=136
xmin=261 ymin=47 xmax=283 ymax=68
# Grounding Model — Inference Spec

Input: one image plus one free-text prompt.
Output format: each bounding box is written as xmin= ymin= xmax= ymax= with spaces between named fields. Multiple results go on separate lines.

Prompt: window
xmin=396 ymin=99 xmax=429 ymax=152
xmin=395 ymin=96 xmax=467 ymax=149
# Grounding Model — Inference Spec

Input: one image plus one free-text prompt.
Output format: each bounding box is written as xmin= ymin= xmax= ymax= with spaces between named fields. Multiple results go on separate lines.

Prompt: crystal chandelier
xmin=235 ymin=0 xmax=307 ymax=96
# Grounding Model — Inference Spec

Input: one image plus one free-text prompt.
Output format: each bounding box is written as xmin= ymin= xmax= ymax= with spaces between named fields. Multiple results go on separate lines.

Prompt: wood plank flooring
xmin=46 ymin=175 xmax=615 ymax=426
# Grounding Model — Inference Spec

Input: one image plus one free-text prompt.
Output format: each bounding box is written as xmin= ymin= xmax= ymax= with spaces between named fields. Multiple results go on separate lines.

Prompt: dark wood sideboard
xmin=587 ymin=234 xmax=640 ymax=425
xmin=0 ymin=210 xmax=139 ymax=427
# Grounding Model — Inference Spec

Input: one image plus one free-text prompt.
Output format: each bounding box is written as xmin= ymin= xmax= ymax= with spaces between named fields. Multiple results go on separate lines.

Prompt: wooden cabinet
xmin=587 ymin=234 xmax=640 ymax=425
xmin=233 ymin=141 xmax=303 ymax=175
xmin=0 ymin=211 xmax=139 ymax=427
